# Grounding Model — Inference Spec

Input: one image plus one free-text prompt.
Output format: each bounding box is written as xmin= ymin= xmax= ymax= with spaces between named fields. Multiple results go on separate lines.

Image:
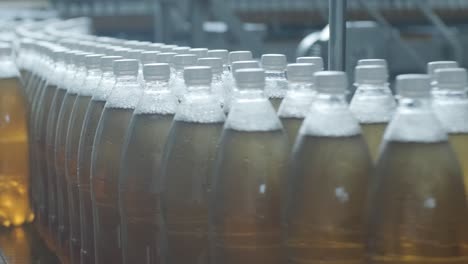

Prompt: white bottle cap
xmin=143 ymin=63 xmax=171 ymax=81
xmin=207 ymin=49 xmax=229 ymax=64
xmin=156 ymin=52 xmax=177 ymax=64
xmin=174 ymin=54 xmax=198 ymax=70
xmin=141 ymin=51 xmax=160 ymax=65
xmin=357 ymin=59 xmax=388 ymax=68
xmin=354 ymin=65 xmax=388 ymax=85
xmin=261 ymin=54 xmax=287 ymax=71
xmin=231 ymin=60 xmax=260 ymax=73
xmin=314 ymin=71 xmax=348 ymax=94
xmin=85 ymin=54 xmax=104 ymax=70
xmin=126 ymin=49 xmax=143 ymax=61
xmin=113 ymin=59 xmax=139 ymax=76
xmin=100 ymin=56 xmax=123 ymax=72
xmin=427 ymin=61 xmax=458 ymax=78
xmin=160 ymin=45 xmax=178 ymax=53
xmin=114 ymin=48 xmax=131 ymax=58
xmin=297 ymin=57 xmax=324 ymax=71
xmin=435 ymin=68 xmax=468 ymax=90
xmin=76 ymin=52 xmax=91 ymax=68
xmin=396 ymin=74 xmax=431 ymax=98
xmin=189 ymin=48 xmax=209 ymax=58
xmin=235 ymin=68 xmax=265 ymax=89
xmin=229 ymin=51 xmax=253 ymax=65
xmin=287 ymin=63 xmax=318 ymax=82
xmin=198 ymin=58 xmax=223 ymax=74
xmin=145 ymin=43 xmax=163 ymax=52
xmin=173 ymin=47 xmax=191 ymax=54
xmin=184 ymin=66 xmax=212 ymax=86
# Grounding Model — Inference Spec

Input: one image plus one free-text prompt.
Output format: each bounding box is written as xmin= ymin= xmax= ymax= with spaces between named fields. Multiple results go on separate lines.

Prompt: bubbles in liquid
xmin=0 ymin=77 xmax=33 ymax=227
xmin=369 ymin=141 xmax=468 ymax=264
xmin=286 ymin=135 xmax=372 ymax=264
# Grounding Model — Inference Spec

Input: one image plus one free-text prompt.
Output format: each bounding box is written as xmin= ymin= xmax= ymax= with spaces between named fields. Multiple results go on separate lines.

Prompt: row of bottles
xmin=2 ymin=31 xmax=467 ymax=264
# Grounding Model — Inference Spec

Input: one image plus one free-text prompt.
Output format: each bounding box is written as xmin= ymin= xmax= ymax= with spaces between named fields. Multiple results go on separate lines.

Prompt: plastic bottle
xmin=172 ymin=54 xmax=198 ymax=101
xmin=261 ymin=54 xmax=288 ymax=110
xmin=211 ymin=68 xmax=288 ymax=264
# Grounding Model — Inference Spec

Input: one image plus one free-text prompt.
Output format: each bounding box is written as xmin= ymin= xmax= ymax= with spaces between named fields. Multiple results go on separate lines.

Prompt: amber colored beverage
xmin=0 ymin=77 xmax=34 ymax=227
xmin=361 ymin=123 xmax=387 ymax=161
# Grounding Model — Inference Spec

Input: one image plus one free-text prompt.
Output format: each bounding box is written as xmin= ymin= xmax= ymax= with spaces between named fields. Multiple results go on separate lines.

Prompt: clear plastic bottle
xmin=225 ymin=60 xmax=260 ymax=113
xmin=207 ymin=49 xmax=229 ymax=73
xmin=261 ymin=54 xmax=288 ymax=111
xmin=56 ymin=50 xmax=91 ymax=264
xmin=226 ymin=51 xmax=253 ymax=96
xmin=427 ymin=61 xmax=458 ymax=96
xmin=211 ymin=68 xmax=288 ymax=264
xmin=278 ymin=63 xmax=319 ymax=146
xmin=161 ymin=66 xmax=225 ymax=264
xmin=141 ymin=51 xmax=159 ymax=66
xmin=368 ymin=74 xmax=468 ymax=264
xmin=189 ymin=48 xmax=208 ymax=59
xmin=91 ymin=59 xmax=143 ymax=264
xmin=285 ymin=71 xmax=372 ymax=264
xmin=119 ymin=63 xmax=176 ymax=264
xmin=66 ymin=53 xmax=104 ymax=264
xmin=198 ymin=57 xmax=226 ymax=109
xmin=172 ymin=54 xmax=198 ymax=101
xmin=350 ymin=64 xmax=396 ymax=161
xmin=0 ymin=43 xmax=33 ymax=227
xmin=432 ymin=68 xmax=468 ymax=200
xmin=296 ymin=57 xmax=324 ymax=71
xmin=77 ymin=55 xmax=122 ymax=264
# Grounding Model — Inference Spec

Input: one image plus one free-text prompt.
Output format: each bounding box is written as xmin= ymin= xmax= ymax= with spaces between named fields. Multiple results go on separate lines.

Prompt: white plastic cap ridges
xmin=160 ymin=45 xmax=178 ymax=53
xmin=85 ymin=54 xmax=105 ymax=69
xmin=100 ymin=56 xmax=123 ymax=72
xmin=396 ymin=74 xmax=431 ymax=98
xmin=113 ymin=59 xmax=139 ymax=76
xmin=189 ymin=48 xmax=209 ymax=58
xmin=174 ymin=54 xmax=198 ymax=70
xmin=314 ymin=71 xmax=348 ymax=94
xmin=229 ymin=51 xmax=253 ymax=65
xmin=235 ymin=68 xmax=265 ymax=89
xmin=287 ymin=63 xmax=318 ymax=83
xmin=172 ymin=47 xmax=191 ymax=54
xmin=354 ymin=65 xmax=388 ymax=85
xmin=357 ymin=59 xmax=388 ymax=68
xmin=297 ymin=57 xmax=324 ymax=71
xmin=427 ymin=61 xmax=458 ymax=77
xmin=231 ymin=60 xmax=260 ymax=73
xmin=435 ymin=68 xmax=468 ymax=90
xmin=184 ymin=66 xmax=212 ymax=86
xmin=143 ymin=63 xmax=171 ymax=81
xmin=126 ymin=49 xmax=143 ymax=61
xmin=261 ymin=54 xmax=287 ymax=71
xmin=198 ymin=58 xmax=223 ymax=74
xmin=141 ymin=51 xmax=160 ymax=65
xmin=156 ymin=52 xmax=177 ymax=64
xmin=207 ymin=49 xmax=229 ymax=64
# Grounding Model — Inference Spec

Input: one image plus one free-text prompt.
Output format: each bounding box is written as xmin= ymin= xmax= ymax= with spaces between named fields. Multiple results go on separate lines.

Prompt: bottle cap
xmin=141 ymin=51 xmax=160 ymax=65
xmin=435 ymin=68 xmax=468 ymax=90
xmin=52 ymin=49 xmax=68 ymax=63
xmin=160 ymin=45 xmax=178 ymax=53
xmin=144 ymin=43 xmax=163 ymax=52
xmin=427 ymin=61 xmax=458 ymax=78
xmin=184 ymin=66 xmax=212 ymax=86
xmin=207 ymin=49 xmax=229 ymax=64
xmin=174 ymin=54 xmax=198 ymax=70
xmin=357 ymin=59 xmax=388 ymax=68
xmin=100 ymin=56 xmax=123 ymax=72
xmin=0 ymin=42 xmax=12 ymax=57
xmin=114 ymin=48 xmax=131 ymax=58
xmin=354 ymin=65 xmax=388 ymax=85
xmin=261 ymin=54 xmax=287 ymax=71
xmin=231 ymin=60 xmax=260 ymax=73
xmin=229 ymin=51 xmax=253 ymax=65
xmin=314 ymin=71 xmax=348 ymax=94
xmin=113 ymin=59 xmax=139 ymax=76
xmin=156 ymin=52 xmax=177 ymax=64
xmin=126 ymin=49 xmax=143 ymax=61
xmin=85 ymin=54 xmax=104 ymax=70
xmin=173 ymin=47 xmax=191 ymax=54
xmin=143 ymin=63 xmax=171 ymax=81
xmin=297 ymin=57 xmax=324 ymax=71
xmin=198 ymin=58 xmax=223 ymax=74
xmin=75 ymin=52 xmax=91 ymax=68
xmin=189 ymin=48 xmax=209 ymax=59
xmin=235 ymin=68 xmax=265 ymax=89
xmin=287 ymin=63 xmax=318 ymax=82
xmin=396 ymin=74 xmax=431 ymax=98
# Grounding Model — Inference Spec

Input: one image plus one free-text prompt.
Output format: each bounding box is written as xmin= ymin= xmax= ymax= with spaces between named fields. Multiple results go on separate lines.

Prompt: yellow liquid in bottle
xmin=0 ymin=77 xmax=34 ymax=227
xmin=361 ymin=123 xmax=387 ymax=162
xmin=449 ymin=133 xmax=468 ymax=198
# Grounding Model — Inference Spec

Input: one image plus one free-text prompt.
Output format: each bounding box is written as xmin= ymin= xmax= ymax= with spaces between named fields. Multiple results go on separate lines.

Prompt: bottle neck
xmin=289 ymin=81 xmax=314 ymax=91
xmin=86 ymin=68 xmax=102 ymax=77
xmin=434 ymin=85 xmax=468 ymax=97
xmin=116 ymin=74 xmax=139 ymax=83
xmin=187 ymin=84 xmax=211 ymax=94
xmin=145 ymin=80 xmax=170 ymax=91
xmin=265 ymin=70 xmax=286 ymax=79
xmin=355 ymin=82 xmax=388 ymax=90
xmin=236 ymin=88 xmax=265 ymax=100
xmin=398 ymin=96 xmax=433 ymax=112
xmin=314 ymin=92 xmax=348 ymax=105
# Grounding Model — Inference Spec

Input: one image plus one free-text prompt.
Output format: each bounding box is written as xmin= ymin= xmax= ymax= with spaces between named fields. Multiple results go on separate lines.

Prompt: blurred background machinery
xmin=3 ymin=0 xmax=468 ymax=76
